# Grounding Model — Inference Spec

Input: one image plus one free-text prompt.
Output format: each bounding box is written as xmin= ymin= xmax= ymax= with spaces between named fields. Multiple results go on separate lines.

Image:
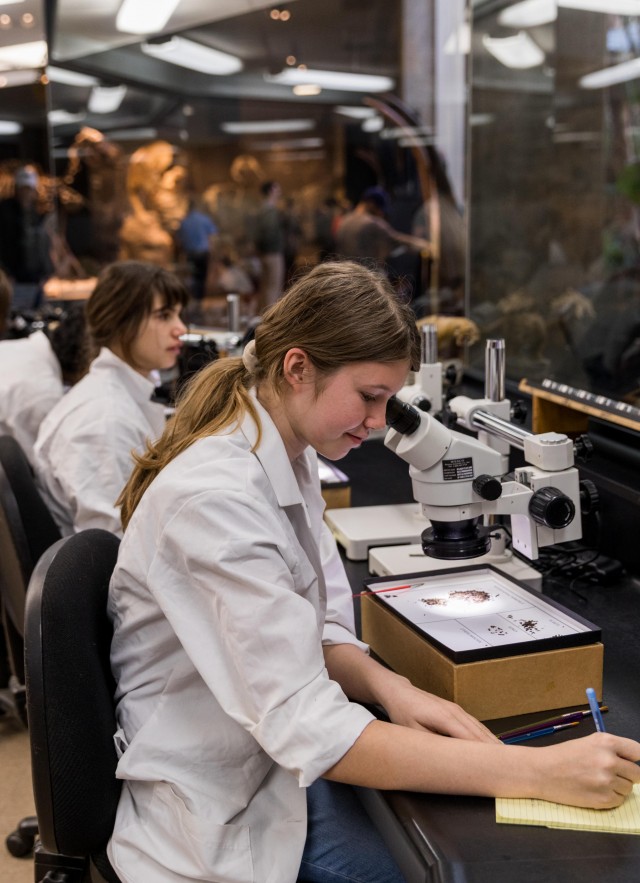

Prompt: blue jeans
xmin=298 ymin=779 xmax=406 ymax=883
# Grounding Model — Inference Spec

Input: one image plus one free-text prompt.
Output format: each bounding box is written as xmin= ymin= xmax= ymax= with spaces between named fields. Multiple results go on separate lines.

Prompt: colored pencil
xmin=497 ymin=705 xmax=608 ymax=741
xmin=502 ymin=721 xmax=580 ymax=744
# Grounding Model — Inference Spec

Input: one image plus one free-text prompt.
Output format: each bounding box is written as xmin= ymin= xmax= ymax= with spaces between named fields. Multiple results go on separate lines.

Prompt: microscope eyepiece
xmin=386 ymin=396 xmax=421 ymax=435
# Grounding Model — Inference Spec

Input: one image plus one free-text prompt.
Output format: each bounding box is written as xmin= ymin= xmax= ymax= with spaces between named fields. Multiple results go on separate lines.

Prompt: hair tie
xmin=242 ymin=339 xmax=260 ymax=374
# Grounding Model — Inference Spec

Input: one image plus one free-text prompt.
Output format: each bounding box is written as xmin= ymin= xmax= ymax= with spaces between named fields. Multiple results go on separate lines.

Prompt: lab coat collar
xmin=92 ymin=347 xmax=159 ymax=406
xmin=241 ymin=389 xmax=309 ymax=513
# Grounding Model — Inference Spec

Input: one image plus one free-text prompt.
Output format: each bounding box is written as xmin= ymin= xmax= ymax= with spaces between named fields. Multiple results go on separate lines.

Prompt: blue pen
xmin=586 ymin=687 xmax=607 ymax=732
xmin=503 ymin=721 xmax=580 ymax=744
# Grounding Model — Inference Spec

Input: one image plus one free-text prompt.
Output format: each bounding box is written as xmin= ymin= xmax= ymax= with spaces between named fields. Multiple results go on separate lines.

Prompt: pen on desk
xmin=502 ymin=721 xmax=581 ymax=744
xmin=586 ymin=687 xmax=607 ymax=732
xmin=497 ymin=705 xmax=608 ymax=741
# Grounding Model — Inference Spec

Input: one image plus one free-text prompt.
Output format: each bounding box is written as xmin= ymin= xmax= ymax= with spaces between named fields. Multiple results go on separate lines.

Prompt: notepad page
xmin=496 ymin=784 xmax=640 ymax=834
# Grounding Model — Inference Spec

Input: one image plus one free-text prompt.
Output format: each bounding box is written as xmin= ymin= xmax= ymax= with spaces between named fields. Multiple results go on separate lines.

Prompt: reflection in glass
xmin=469 ymin=0 xmax=640 ymax=405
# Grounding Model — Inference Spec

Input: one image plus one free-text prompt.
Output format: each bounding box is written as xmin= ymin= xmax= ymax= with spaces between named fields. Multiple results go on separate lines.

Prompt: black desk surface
xmin=337 ymin=439 xmax=640 ymax=883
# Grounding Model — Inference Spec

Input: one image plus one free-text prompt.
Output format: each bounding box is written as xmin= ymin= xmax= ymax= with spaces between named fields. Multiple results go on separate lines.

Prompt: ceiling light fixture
xmin=482 ymin=32 xmax=545 ymax=69
xmin=0 ymin=69 xmax=39 ymax=87
xmin=498 ymin=0 xmax=556 ymax=28
xmin=0 ymin=120 xmax=23 ymax=134
xmin=249 ymin=137 xmax=324 ymax=151
xmin=0 ymin=39 xmax=47 ymax=70
xmin=292 ymin=84 xmax=321 ymax=95
xmin=0 ymin=0 xmax=24 ymax=5
xmin=46 ymin=66 xmax=99 ymax=87
xmin=561 ymin=0 xmax=640 ymax=12
xmin=265 ymin=68 xmax=394 ymax=92
xmin=500 ymin=0 xmax=640 ymax=26
xmin=580 ymin=57 xmax=640 ymax=89
xmin=334 ymin=105 xmax=377 ymax=119
xmin=48 ymin=109 xmax=86 ymax=126
xmin=362 ymin=116 xmax=384 ymax=133
xmin=108 ymin=127 xmax=158 ymax=141
xmin=141 ymin=36 xmax=243 ymax=75
xmin=221 ymin=119 xmax=315 ymax=134
xmin=88 ymin=85 xmax=127 ymax=113
xmin=116 ymin=0 xmax=180 ymax=35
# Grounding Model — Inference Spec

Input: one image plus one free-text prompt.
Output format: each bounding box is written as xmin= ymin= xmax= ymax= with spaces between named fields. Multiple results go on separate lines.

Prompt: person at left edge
xmin=33 ymin=260 xmax=188 ymax=536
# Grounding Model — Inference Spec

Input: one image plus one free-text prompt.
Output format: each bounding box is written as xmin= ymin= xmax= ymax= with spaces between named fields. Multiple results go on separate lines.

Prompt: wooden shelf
xmin=519 ymin=379 xmax=640 ymax=435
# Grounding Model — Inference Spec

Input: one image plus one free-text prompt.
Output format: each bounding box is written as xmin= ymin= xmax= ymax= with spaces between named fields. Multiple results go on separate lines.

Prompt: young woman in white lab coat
xmin=109 ymin=261 xmax=640 ymax=883
xmin=34 ymin=260 xmax=188 ymax=537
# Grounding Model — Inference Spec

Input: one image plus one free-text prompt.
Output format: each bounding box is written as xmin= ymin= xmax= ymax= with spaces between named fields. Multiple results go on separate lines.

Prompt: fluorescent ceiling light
xmin=292 ymin=84 xmax=321 ymax=96
xmin=483 ymin=32 xmax=545 ymax=69
xmin=580 ymin=56 xmax=640 ymax=88
xmin=116 ymin=0 xmax=180 ymax=35
xmin=47 ymin=66 xmax=99 ymax=87
xmin=0 ymin=120 xmax=22 ymax=134
xmin=249 ymin=137 xmax=325 ymax=151
xmin=560 ymin=0 xmax=640 ymax=12
xmin=334 ymin=105 xmax=377 ymax=119
xmin=499 ymin=0 xmax=556 ymax=28
xmin=0 ymin=69 xmax=40 ymax=87
xmin=0 ymin=0 xmax=24 ymax=4
xmin=265 ymin=68 xmax=393 ymax=92
xmin=0 ymin=40 xmax=47 ymax=70
xmin=88 ymin=85 xmax=127 ymax=113
xmin=470 ymin=113 xmax=495 ymax=126
xmin=48 ymin=109 xmax=86 ymax=126
xmin=380 ymin=124 xmax=433 ymax=141
xmin=500 ymin=0 xmax=640 ymax=23
xmin=141 ymin=37 xmax=243 ymax=75
xmin=221 ymin=119 xmax=314 ymax=134
xmin=362 ymin=116 xmax=384 ymax=133
xmin=108 ymin=127 xmax=158 ymax=141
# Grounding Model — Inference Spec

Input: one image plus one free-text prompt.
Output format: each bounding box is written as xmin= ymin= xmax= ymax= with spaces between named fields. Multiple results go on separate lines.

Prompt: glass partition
xmin=47 ymin=0 xmax=450 ymax=327
xmin=468 ymin=0 xmax=640 ymax=407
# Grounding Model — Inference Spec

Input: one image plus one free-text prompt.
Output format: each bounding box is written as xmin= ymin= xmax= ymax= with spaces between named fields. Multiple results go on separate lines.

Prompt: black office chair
xmin=0 ymin=434 xmax=61 ymax=725
xmin=24 ymin=528 xmax=122 ymax=883
xmin=0 ymin=435 xmax=62 ymax=860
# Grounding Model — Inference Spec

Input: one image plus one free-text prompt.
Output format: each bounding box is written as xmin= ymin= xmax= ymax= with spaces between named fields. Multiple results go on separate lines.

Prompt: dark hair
xmin=119 ymin=261 xmax=420 ymax=527
xmin=86 ymin=260 xmax=189 ymax=363
xmin=48 ymin=304 xmax=93 ymax=383
xmin=362 ymin=186 xmax=390 ymax=215
xmin=261 ymin=180 xmax=277 ymax=197
xmin=0 ymin=269 xmax=10 ymax=338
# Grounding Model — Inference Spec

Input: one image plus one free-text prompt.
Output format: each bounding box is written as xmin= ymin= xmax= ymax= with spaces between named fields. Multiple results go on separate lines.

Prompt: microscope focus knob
xmin=579 ymin=479 xmax=599 ymax=515
xmin=472 ymin=474 xmax=502 ymax=501
xmin=529 ymin=487 xmax=576 ymax=529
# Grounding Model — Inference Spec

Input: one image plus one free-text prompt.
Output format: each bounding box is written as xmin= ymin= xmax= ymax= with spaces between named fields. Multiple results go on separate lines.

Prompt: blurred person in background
xmin=0 ymin=303 xmax=91 ymax=466
xmin=34 ymin=261 xmax=188 ymax=537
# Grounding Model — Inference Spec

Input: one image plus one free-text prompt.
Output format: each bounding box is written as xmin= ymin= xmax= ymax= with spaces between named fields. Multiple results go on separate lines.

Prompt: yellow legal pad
xmin=496 ymin=784 xmax=640 ymax=834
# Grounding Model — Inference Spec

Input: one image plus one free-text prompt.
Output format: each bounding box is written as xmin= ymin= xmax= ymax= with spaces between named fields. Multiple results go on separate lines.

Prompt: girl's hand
xmin=383 ymin=678 xmax=499 ymax=744
xmin=532 ymin=733 xmax=640 ymax=809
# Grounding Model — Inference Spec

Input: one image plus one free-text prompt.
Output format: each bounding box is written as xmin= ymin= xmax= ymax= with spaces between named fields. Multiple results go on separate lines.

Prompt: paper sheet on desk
xmin=496 ymin=785 xmax=640 ymax=834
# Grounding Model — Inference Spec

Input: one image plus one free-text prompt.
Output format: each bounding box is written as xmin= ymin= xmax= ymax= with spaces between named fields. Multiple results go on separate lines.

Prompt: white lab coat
xmin=0 ymin=331 xmax=63 ymax=466
xmin=107 ymin=394 xmax=375 ymax=883
xmin=33 ymin=347 xmax=166 ymax=536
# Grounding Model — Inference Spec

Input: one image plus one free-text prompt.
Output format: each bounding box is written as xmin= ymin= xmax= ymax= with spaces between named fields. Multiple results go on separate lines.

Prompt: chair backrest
xmin=0 ymin=435 xmax=61 ymax=681
xmin=25 ymin=528 xmax=122 ymax=862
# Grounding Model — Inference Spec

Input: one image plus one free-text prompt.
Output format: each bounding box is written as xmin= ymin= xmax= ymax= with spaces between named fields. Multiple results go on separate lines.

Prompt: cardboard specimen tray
xmin=360 ymin=565 xmax=604 ymax=721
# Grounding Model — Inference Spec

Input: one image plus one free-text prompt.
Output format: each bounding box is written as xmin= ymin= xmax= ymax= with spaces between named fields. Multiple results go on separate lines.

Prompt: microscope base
xmin=368 ymin=543 xmax=543 ymax=591
xmin=324 ymin=503 xmax=424 ymax=561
